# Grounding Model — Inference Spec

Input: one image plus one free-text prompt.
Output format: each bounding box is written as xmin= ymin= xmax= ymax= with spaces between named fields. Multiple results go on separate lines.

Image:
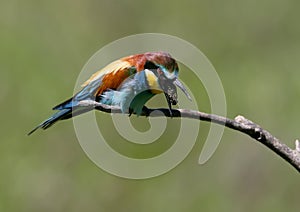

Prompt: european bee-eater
xmin=28 ymin=51 xmax=191 ymax=135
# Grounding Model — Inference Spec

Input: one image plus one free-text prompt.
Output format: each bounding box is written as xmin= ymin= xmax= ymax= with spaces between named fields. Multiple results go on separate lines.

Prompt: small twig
xmin=79 ymin=100 xmax=300 ymax=172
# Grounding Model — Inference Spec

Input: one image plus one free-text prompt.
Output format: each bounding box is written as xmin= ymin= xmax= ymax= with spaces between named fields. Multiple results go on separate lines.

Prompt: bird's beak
xmin=173 ymin=78 xmax=192 ymax=101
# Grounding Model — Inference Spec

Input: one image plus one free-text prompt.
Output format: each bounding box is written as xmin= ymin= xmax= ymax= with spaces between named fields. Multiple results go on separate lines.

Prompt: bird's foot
xmin=142 ymin=106 xmax=150 ymax=117
xmin=128 ymin=108 xmax=133 ymax=117
xmin=168 ymin=108 xmax=173 ymax=118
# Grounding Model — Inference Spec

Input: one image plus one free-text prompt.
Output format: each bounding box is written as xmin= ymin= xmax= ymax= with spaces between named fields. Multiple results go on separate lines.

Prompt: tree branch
xmin=78 ymin=100 xmax=300 ymax=172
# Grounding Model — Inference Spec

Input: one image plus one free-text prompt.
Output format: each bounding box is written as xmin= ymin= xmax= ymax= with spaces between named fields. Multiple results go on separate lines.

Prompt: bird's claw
xmin=128 ymin=108 xmax=133 ymax=117
xmin=142 ymin=106 xmax=150 ymax=117
xmin=169 ymin=108 xmax=173 ymax=118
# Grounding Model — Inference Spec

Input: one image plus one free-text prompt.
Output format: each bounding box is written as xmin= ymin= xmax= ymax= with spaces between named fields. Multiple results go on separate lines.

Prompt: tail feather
xmin=52 ymin=97 xmax=73 ymax=110
xmin=28 ymin=109 xmax=71 ymax=135
xmin=60 ymin=107 xmax=93 ymax=120
xmin=53 ymin=79 xmax=103 ymax=111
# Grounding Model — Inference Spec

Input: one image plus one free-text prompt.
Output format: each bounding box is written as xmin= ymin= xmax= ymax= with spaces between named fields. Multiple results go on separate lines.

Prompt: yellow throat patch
xmin=145 ymin=69 xmax=162 ymax=94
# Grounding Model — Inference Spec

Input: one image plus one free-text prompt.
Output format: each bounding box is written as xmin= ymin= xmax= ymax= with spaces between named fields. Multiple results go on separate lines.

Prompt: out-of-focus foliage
xmin=1 ymin=0 xmax=299 ymax=211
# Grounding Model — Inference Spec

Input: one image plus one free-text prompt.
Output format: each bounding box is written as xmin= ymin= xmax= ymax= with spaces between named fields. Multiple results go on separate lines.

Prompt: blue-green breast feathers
xmin=100 ymin=70 xmax=157 ymax=115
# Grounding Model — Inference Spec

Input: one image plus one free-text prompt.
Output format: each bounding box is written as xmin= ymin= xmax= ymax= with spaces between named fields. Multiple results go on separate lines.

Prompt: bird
xmin=28 ymin=51 xmax=191 ymax=135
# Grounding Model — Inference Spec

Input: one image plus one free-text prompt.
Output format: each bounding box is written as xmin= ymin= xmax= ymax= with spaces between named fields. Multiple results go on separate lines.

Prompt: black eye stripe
xmin=144 ymin=61 xmax=159 ymax=69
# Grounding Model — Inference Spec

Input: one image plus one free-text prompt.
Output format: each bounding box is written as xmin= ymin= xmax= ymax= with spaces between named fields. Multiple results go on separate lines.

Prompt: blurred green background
xmin=1 ymin=0 xmax=299 ymax=211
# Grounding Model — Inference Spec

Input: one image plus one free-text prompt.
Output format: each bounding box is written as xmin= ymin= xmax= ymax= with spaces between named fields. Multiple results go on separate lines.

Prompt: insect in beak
xmin=156 ymin=68 xmax=191 ymax=116
xmin=160 ymin=80 xmax=177 ymax=116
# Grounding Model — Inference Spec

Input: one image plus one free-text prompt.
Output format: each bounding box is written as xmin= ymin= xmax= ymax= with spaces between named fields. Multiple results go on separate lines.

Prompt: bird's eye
xmin=144 ymin=61 xmax=159 ymax=69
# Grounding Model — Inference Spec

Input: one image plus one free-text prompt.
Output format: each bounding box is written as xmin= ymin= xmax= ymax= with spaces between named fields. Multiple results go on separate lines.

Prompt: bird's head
xmin=143 ymin=52 xmax=192 ymax=110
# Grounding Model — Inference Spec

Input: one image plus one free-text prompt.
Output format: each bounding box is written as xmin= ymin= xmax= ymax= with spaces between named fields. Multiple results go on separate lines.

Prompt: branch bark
xmin=78 ymin=100 xmax=300 ymax=172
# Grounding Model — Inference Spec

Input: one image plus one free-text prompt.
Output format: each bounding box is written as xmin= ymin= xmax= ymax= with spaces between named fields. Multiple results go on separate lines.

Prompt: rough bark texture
xmin=78 ymin=100 xmax=300 ymax=172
